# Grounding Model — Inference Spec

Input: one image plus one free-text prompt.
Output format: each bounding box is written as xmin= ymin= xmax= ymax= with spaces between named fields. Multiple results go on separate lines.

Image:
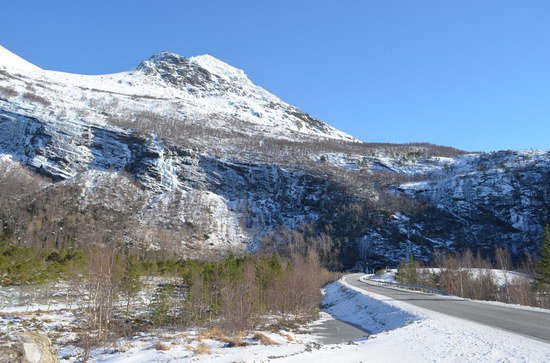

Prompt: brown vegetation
xmin=22 ymin=91 xmax=51 ymax=106
xmin=197 ymin=327 xmax=248 ymax=346
xmin=181 ymin=250 xmax=333 ymax=334
xmin=78 ymin=245 xmax=123 ymax=360
xmin=156 ymin=342 xmax=171 ymax=351
xmin=396 ymin=248 xmax=549 ymax=309
xmin=193 ymin=342 xmax=211 ymax=355
xmin=0 ymin=85 xmax=18 ymax=99
xmin=253 ymin=332 xmax=277 ymax=345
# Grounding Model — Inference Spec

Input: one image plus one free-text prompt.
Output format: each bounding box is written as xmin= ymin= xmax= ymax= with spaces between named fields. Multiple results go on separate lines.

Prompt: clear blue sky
xmin=2 ymin=1 xmax=549 ymax=151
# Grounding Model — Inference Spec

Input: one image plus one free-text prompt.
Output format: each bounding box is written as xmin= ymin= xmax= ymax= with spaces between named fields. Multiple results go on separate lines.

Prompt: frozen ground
xmin=1 ymin=277 xmax=549 ymax=362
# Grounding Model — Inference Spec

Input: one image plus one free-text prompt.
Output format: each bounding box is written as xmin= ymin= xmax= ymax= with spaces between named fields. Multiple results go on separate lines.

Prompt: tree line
xmin=0 ymin=231 xmax=334 ymax=360
xmin=395 ymin=226 xmax=550 ymax=308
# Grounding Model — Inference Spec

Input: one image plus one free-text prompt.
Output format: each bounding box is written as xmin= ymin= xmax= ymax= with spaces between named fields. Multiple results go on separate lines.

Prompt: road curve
xmin=344 ymin=273 xmax=550 ymax=343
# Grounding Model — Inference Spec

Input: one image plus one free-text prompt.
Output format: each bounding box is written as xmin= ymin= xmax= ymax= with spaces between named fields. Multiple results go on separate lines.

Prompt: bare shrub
xmin=425 ymin=250 xmax=499 ymax=300
xmin=22 ymin=91 xmax=51 ymax=106
xmin=495 ymin=248 xmax=513 ymax=303
xmin=405 ymin=248 xmax=548 ymax=308
xmin=280 ymin=332 xmax=294 ymax=342
xmin=198 ymin=327 xmax=225 ymax=341
xmin=195 ymin=330 xmax=240 ymax=347
xmin=0 ymin=85 xmax=18 ymax=99
xmin=78 ymin=244 xmax=123 ymax=359
xmin=185 ymin=272 xmax=209 ymax=324
xmin=505 ymin=280 xmax=537 ymax=306
xmin=220 ymin=263 xmax=259 ymax=332
xmin=179 ymin=251 xmax=332 ymax=335
xmin=220 ymin=332 xmax=247 ymax=347
xmin=268 ymin=250 xmax=327 ymax=320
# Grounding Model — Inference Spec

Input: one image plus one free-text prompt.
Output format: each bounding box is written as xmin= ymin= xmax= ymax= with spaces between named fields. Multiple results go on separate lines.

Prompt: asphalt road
xmin=310 ymin=317 xmax=368 ymax=344
xmin=344 ymin=273 xmax=550 ymax=343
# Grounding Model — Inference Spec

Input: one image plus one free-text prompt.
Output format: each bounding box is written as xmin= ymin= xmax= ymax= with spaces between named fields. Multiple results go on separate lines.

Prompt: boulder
xmin=0 ymin=332 xmax=58 ymax=363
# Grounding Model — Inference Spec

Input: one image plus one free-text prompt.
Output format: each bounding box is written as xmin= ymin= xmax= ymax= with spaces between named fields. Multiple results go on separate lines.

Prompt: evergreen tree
xmin=536 ymin=225 xmax=550 ymax=285
xmin=395 ymin=256 xmax=419 ymax=285
xmin=121 ymin=257 xmax=141 ymax=314
xmin=268 ymin=253 xmax=282 ymax=275
xmin=150 ymin=284 xmax=173 ymax=326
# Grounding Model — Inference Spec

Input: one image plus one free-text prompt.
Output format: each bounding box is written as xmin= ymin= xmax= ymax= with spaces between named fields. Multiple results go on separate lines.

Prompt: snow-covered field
xmin=2 ymin=277 xmax=548 ymax=362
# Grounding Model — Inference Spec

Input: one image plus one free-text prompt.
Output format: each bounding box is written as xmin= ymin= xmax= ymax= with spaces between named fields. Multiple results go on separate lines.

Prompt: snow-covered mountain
xmin=0 ymin=45 xmax=355 ymax=145
xmin=0 ymin=45 xmax=548 ymax=266
xmin=0 ymin=45 xmax=356 ymax=255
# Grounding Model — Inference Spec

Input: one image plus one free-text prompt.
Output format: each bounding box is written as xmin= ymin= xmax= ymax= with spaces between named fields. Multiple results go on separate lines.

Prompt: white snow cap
xmin=0 ymin=45 xmax=42 ymax=72
xmin=190 ymin=54 xmax=249 ymax=83
xmin=0 ymin=45 xmax=358 ymax=142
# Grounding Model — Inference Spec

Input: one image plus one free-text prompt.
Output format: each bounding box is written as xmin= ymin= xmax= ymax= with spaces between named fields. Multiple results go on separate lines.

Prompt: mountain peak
xmin=135 ymin=51 xmax=213 ymax=88
xmin=190 ymin=54 xmax=248 ymax=83
xmin=135 ymin=52 xmax=251 ymax=88
xmin=137 ymin=51 xmax=187 ymax=68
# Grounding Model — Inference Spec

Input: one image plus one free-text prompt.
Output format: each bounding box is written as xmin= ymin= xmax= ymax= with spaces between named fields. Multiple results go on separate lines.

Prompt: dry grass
xmin=173 ymin=332 xmax=189 ymax=340
xmin=198 ymin=327 xmax=246 ymax=347
xmin=198 ymin=327 xmax=225 ymax=341
xmin=156 ymin=342 xmax=171 ymax=351
xmin=193 ymin=342 xmax=211 ymax=355
xmin=280 ymin=333 xmax=294 ymax=342
xmin=253 ymin=332 xmax=277 ymax=345
xmin=222 ymin=332 xmax=247 ymax=347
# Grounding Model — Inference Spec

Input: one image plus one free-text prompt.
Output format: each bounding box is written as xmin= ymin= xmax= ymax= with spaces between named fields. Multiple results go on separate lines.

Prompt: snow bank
xmin=281 ymin=277 xmax=550 ymax=362
xmin=322 ymin=281 xmax=418 ymax=334
xmin=368 ymin=269 xmax=398 ymax=283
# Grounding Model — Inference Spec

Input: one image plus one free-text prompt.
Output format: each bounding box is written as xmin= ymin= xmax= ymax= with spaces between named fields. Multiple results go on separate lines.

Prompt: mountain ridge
xmin=0 ymin=45 xmax=548 ymax=268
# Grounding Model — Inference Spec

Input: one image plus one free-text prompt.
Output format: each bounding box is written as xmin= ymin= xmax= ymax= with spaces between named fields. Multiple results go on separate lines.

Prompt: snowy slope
xmin=355 ymin=149 xmax=550 ymax=266
xmin=0 ymin=45 xmax=356 ymax=142
xmin=0 ymin=45 xmax=41 ymax=72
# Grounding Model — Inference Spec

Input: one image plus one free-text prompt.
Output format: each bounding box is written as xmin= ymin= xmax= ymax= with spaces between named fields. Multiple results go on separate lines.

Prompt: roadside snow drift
xmin=322 ymin=281 xmax=418 ymax=334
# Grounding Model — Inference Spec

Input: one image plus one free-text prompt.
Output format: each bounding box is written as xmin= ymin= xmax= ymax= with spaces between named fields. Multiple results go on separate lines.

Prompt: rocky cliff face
xmin=356 ymin=151 xmax=550 ymax=267
xmin=0 ymin=45 xmax=548 ymax=266
xmin=0 ymin=107 xmax=341 ymax=255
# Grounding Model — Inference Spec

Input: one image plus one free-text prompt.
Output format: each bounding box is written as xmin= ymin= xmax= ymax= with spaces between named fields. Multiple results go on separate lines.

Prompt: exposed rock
xmin=137 ymin=52 xmax=214 ymax=89
xmin=0 ymin=332 xmax=58 ymax=363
